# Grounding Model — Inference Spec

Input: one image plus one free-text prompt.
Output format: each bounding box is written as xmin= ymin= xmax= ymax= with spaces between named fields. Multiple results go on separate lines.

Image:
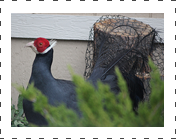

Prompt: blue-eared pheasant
xmin=23 ymin=37 xmax=81 ymax=126
xmin=23 ymin=37 xmax=145 ymax=126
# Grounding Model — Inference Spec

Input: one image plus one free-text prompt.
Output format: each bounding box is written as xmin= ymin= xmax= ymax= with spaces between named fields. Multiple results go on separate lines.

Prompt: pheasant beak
xmin=25 ymin=41 xmax=39 ymax=54
xmin=25 ymin=41 xmax=34 ymax=47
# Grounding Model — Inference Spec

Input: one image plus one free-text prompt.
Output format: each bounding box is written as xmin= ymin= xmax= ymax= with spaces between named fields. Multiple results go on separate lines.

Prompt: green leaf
xmin=17 ymin=94 xmax=24 ymax=116
xmin=11 ymin=105 xmax=16 ymax=121
xmin=14 ymin=120 xmax=18 ymax=127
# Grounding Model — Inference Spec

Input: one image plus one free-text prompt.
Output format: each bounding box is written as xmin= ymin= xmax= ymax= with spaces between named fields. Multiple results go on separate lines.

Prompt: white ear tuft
xmin=40 ymin=40 xmax=57 ymax=54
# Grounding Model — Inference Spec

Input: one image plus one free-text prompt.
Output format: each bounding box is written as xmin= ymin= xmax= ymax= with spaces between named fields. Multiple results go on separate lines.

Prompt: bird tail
xmin=87 ymin=39 xmax=147 ymax=110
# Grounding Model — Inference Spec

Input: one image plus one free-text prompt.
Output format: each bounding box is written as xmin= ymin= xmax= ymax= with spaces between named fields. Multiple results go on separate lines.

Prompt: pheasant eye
xmin=39 ymin=43 xmax=43 ymax=46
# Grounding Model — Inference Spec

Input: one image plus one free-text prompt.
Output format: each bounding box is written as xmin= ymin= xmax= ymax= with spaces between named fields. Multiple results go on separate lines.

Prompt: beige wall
xmin=11 ymin=13 xmax=164 ymax=107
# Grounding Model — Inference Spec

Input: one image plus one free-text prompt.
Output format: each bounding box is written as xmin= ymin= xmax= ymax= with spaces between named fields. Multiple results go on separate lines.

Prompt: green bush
xmin=11 ymin=95 xmax=29 ymax=127
xmin=15 ymin=59 xmax=164 ymax=127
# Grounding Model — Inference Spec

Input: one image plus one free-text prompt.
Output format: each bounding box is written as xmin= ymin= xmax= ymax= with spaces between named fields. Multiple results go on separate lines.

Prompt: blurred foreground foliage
xmin=15 ymin=59 xmax=164 ymax=127
xmin=11 ymin=95 xmax=29 ymax=127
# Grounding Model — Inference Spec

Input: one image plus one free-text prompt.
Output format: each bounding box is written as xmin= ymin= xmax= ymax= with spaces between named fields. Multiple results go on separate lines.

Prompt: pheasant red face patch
xmin=34 ymin=37 xmax=50 ymax=53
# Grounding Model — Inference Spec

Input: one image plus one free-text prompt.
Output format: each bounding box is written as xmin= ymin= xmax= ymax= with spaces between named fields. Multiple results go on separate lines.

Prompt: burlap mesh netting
xmin=84 ymin=15 xmax=164 ymax=101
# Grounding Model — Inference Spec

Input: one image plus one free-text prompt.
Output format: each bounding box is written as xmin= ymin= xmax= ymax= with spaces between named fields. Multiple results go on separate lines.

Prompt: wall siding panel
xmin=11 ymin=14 xmax=164 ymax=41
